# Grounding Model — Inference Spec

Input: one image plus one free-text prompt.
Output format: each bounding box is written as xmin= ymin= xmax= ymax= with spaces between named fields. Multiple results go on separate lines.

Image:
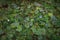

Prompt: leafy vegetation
xmin=0 ymin=0 xmax=60 ymax=40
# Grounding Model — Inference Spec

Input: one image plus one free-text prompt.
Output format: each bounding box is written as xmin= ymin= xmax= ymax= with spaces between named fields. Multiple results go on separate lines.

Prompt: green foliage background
xmin=0 ymin=0 xmax=60 ymax=40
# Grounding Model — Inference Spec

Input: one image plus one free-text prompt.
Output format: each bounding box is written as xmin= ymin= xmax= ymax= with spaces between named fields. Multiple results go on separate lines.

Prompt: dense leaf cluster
xmin=0 ymin=0 xmax=60 ymax=40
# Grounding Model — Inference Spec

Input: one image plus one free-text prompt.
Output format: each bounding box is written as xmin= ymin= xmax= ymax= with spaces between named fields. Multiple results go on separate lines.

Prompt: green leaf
xmin=10 ymin=22 xmax=19 ymax=28
xmin=16 ymin=25 xmax=22 ymax=32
